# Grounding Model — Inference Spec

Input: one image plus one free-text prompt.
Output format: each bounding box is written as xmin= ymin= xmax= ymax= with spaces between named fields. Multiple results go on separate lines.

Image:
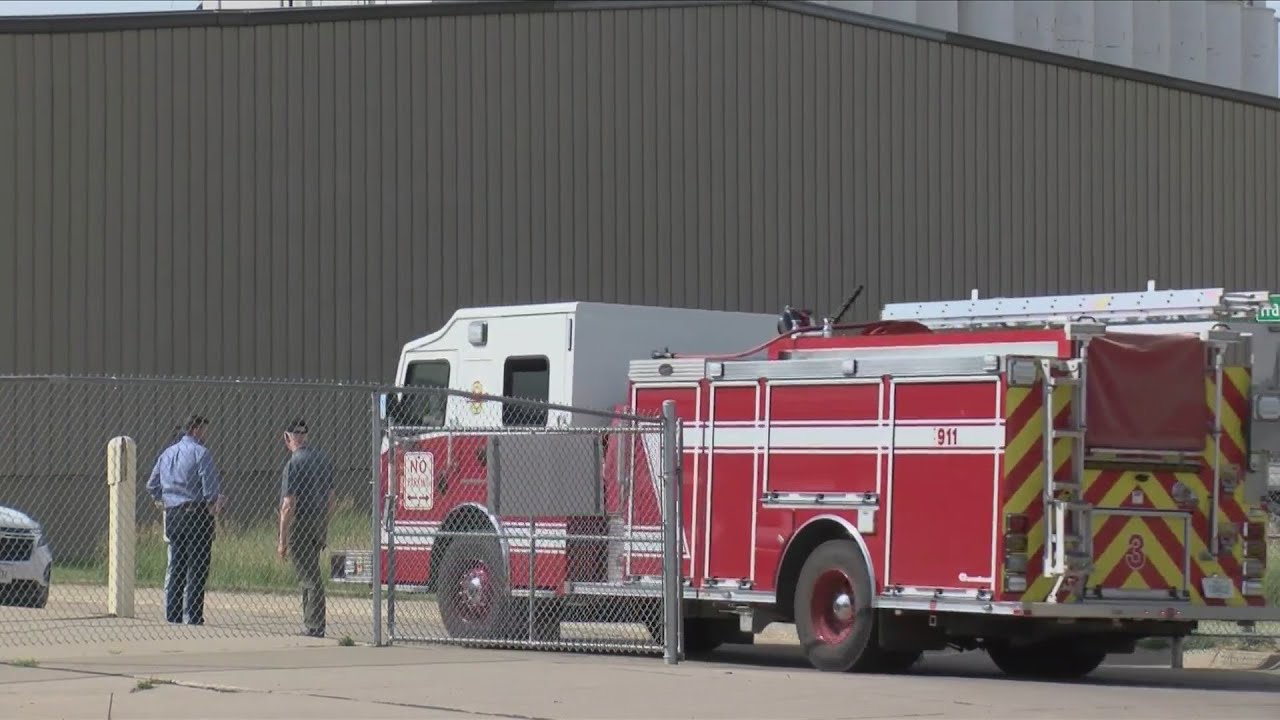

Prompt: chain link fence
xmin=1184 ymin=506 xmax=1280 ymax=652
xmin=372 ymin=387 xmax=677 ymax=654
xmin=0 ymin=375 xmax=684 ymax=659
xmin=0 ymin=375 xmax=382 ymax=647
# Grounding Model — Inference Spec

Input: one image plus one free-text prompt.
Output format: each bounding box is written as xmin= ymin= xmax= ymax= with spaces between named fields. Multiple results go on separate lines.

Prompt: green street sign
xmin=1258 ymin=293 xmax=1280 ymax=323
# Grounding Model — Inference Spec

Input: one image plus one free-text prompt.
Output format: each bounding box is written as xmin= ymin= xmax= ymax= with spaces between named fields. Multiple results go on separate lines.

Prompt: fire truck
xmin=332 ymin=284 xmax=1280 ymax=679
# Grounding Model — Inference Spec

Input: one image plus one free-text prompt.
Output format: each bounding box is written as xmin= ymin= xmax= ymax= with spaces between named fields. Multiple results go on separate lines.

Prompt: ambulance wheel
xmin=794 ymin=539 xmax=900 ymax=673
xmin=987 ymin=639 xmax=1106 ymax=680
xmin=437 ymin=536 xmax=518 ymax=640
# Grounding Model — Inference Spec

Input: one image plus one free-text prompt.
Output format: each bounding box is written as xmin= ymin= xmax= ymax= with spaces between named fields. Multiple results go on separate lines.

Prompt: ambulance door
xmin=391 ymin=352 xmax=461 ymax=562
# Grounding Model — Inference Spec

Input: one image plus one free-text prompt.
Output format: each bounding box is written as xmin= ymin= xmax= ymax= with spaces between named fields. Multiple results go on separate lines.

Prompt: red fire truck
xmin=333 ymin=284 xmax=1280 ymax=678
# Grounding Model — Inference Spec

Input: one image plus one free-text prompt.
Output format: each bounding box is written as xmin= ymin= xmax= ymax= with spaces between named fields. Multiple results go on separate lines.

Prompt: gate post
xmin=106 ymin=436 xmax=136 ymax=618
xmin=385 ymin=423 xmax=398 ymax=644
xmin=660 ymin=400 xmax=682 ymax=665
xmin=370 ymin=392 xmax=384 ymax=647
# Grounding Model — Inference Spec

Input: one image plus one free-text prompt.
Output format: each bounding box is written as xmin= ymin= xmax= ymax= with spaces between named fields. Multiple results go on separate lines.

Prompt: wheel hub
xmin=832 ymin=592 xmax=854 ymax=623
xmin=459 ymin=563 xmax=491 ymax=616
xmin=809 ymin=569 xmax=856 ymax=644
xmin=464 ymin=572 xmax=484 ymax=602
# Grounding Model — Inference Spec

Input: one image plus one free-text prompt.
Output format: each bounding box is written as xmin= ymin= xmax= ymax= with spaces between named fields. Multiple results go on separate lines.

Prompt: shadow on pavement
xmin=692 ymin=642 xmax=1280 ymax=694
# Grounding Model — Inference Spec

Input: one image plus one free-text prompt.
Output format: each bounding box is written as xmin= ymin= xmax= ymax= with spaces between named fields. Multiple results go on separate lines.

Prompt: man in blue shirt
xmin=146 ymin=414 xmax=224 ymax=625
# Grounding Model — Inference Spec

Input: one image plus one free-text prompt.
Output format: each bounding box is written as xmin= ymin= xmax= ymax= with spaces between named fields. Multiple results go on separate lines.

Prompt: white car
xmin=0 ymin=505 xmax=52 ymax=609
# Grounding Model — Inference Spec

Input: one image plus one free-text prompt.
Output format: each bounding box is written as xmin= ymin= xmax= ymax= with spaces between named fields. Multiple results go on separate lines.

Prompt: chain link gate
xmin=370 ymin=385 xmax=682 ymax=660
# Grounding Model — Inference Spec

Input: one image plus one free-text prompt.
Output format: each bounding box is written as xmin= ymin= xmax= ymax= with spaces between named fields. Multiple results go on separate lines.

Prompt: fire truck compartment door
xmin=886 ymin=378 xmax=1001 ymax=592
xmin=484 ymin=434 xmax=604 ymax=517
xmin=1085 ymin=507 xmax=1192 ymax=601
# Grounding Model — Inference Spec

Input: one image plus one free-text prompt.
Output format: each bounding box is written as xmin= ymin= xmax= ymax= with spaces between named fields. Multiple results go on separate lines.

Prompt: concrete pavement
xmin=2 ymin=583 xmax=662 ymax=649
xmin=3 ymin=584 xmax=1278 ymax=718
xmin=13 ymin=584 xmax=1277 ymax=656
xmin=4 ymin=633 xmax=1280 ymax=719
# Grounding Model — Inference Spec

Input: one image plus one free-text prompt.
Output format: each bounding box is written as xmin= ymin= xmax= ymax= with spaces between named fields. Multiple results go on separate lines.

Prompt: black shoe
xmin=302 ymin=629 xmax=324 ymax=638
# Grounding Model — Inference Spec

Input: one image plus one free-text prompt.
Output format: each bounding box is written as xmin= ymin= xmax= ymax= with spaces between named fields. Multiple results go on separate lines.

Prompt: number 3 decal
xmin=1124 ymin=534 xmax=1146 ymax=571
xmin=935 ymin=427 xmax=958 ymax=446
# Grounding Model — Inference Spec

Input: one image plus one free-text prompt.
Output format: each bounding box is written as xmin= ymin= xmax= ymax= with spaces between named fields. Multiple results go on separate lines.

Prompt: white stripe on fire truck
xmin=682 ymin=423 xmax=1006 ymax=452
xmin=385 ymin=523 xmax=665 ymax=556
xmin=692 ymin=418 xmax=1001 ymax=427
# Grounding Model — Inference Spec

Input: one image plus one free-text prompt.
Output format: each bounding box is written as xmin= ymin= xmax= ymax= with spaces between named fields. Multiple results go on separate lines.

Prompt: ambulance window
xmin=502 ymin=356 xmax=549 ymax=427
xmin=394 ymin=360 xmax=451 ymax=427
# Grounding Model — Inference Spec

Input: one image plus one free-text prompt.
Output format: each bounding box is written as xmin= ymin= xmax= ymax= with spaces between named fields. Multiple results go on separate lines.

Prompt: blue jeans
xmin=163 ymin=503 xmax=214 ymax=624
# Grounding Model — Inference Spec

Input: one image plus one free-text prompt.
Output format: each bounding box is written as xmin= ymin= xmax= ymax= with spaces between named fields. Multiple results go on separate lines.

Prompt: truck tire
xmin=987 ymin=639 xmax=1106 ymax=680
xmin=794 ymin=539 xmax=906 ymax=673
xmin=437 ymin=535 xmax=518 ymax=640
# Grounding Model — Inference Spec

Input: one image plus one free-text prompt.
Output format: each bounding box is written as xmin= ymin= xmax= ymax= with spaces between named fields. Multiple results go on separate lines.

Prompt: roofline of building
xmin=769 ymin=0 xmax=1280 ymax=112
xmin=1 ymin=0 xmax=1277 ymax=112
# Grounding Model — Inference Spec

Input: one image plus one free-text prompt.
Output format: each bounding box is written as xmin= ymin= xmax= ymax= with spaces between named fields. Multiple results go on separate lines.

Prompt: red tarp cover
xmin=1084 ymin=332 xmax=1208 ymax=453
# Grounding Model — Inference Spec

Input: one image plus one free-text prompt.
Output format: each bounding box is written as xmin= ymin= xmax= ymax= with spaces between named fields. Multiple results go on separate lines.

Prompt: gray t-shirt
xmin=281 ymin=445 xmax=334 ymax=539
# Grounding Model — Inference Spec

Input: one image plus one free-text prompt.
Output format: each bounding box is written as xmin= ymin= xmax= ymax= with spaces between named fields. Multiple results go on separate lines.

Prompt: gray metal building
xmin=1 ymin=0 xmax=1278 ymax=384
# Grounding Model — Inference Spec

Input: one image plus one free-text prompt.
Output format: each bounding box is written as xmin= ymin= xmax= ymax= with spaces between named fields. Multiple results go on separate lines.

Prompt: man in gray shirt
xmin=277 ymin=418 xmax=335 ymax=638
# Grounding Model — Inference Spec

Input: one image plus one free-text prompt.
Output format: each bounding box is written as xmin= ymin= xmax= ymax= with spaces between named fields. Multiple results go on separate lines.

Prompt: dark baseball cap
xmin=286 ymin=418 xmax=309 ymax=434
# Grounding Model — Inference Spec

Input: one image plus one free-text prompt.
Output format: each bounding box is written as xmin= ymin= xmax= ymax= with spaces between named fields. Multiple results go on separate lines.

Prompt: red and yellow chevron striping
xmin=997 ymin=362 xmax=1260 ymax=606
xmin=1000 ymin=376 xmax=1072 ymax=601
xmin=1203 ymin=365 xmax=1261 ymax=606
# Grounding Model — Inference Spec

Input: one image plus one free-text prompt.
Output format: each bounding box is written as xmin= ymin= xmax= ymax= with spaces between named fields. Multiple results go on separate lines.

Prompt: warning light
xmin=1005 ymin=513 xmax=1029 ymax=534
xmin=1243 ymin=520 xmax=1267 ymax=539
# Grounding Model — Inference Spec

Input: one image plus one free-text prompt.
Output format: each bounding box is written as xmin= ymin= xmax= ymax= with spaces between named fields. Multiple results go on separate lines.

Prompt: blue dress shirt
xmin=146 ymin=435 xmax=221 ymax=509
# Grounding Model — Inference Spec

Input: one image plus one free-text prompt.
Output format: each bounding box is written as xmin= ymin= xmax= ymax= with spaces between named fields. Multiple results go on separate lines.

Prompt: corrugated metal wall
xmin=0 ymin=2 xmax=1277 ymax=383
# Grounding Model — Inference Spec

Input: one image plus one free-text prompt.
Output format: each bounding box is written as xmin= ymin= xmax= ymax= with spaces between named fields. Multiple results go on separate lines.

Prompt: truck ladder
xmin=1039 ymin=357 xmax=1092 ymax=603
xmin=880 ymin=284 xmax=1273 ymax=330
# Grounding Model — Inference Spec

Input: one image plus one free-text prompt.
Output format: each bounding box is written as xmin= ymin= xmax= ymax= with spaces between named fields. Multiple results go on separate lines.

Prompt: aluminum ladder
xmin=1039 ymin=357 xmax=1093 ymax=603
xmin=879 ymin=284 xmax=1274 ymax=330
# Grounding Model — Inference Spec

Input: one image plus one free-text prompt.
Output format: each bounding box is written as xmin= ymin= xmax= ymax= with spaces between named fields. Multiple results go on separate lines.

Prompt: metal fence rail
xmin=0 ymin=375 xmax=685 ymax=662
